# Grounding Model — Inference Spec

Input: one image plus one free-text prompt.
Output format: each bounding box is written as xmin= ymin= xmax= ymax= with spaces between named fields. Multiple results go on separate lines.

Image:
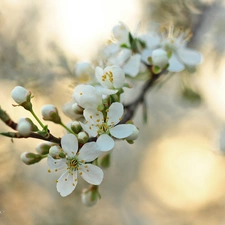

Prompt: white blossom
xmin=47 ymin=134 xmax=103 ymax=197
xmin=95 ymin=65 xmax=125 ymax=94
xmin=81 ymin=102 xmax=137 ymax=151
xmin=73 ymin=84 xmax=103 ymax=109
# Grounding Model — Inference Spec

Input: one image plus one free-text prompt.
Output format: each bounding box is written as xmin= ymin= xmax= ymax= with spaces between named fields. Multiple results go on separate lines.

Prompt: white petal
xmin=123 ymin=54 xmax=141 ymax=77
xmin=80 ymin=85 xmax=102 ymax=108
xmin=95 ymin=66 xmax=104 ymax=85
xmin=47 ymin=155 xmax=67 ymax=170
xmin=110 ymin=124 xmax=134 ymax=138
xmin=79 ymin=164 xmax=104 ymax=185
xmin=57 ymin=170 xmax=78 ymax=197
xmin=168 ymin=54 xmax=184 ymax=72
xmin=80 ymin=122 xmax=97 ymax=137
xmin=79 ymin=142 xmax=101 ymax=162
xmin=177 ymin=48 xmax=202 ymax=66
xmin=107 ymin=102 xmax=123 ymax=126
xmin=141 ymin=49 xmax=153 ymax=65
xmin=73 ymin=84 xmax=85 ymax=104
xmin=83 ymin=108 xmax=104 ymax=124
xmin=96 ymin=134 xmax=115 ymax=151
xmin=61 ymin=134 xmax=78 ymax=157
xmin=80 ymin=122 xmax=98 ymax=137
xmin=106 ymin=66 xmax=125 ymax=88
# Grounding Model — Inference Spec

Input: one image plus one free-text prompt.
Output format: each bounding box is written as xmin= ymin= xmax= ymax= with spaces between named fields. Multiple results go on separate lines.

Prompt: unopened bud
xmin=78 ymin=131 xmax=89 ymax=144
xmin=71 ymin=121 xmax=82 ymax=134
xmin=126 ymin=125 xmax=139 ymax=141
xmin=20 ymin=152 xmax=42 ymax=165
xmin=151 ymin=49 xmax=168 ymax=69
xmin=11 ymin=86 xmax=32 ymax=110
xmin=72 ymin=103 xmax=83 ymax=114
xmin=81 ymin=186 xmax=100 ymax=207
xmin=35 ymin=142 xmax=55 ymax=155
xmin=74 ymin=62 xmax=94 ymax=78
xmin=49 ymin=145 xmax=62 ymax=158
xmin=17 ymin=118 xmax=32 ymax=137
xmin=41 ymin=104 xmax=61 ymax=124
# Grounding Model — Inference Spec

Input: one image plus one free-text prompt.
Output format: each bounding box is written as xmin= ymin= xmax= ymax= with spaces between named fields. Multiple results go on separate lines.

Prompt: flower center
xmin=161 ymin=25 xmax=192 ymax=52
xmin=102 ymin=71 xmax=114 ymax=83
xmin=66 ymin=157 xmax=82 ymax=172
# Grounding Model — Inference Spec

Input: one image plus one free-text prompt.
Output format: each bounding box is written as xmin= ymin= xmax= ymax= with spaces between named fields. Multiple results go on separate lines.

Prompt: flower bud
xmin=20 ymin=152 xmax=42 ymax=165
xmin=78 ymin=131 xmax=89 ymax=144
xmin=35 ymin=142 xmax=55 ymax=155
xmin=72 ymin=103 xmax=84 ymax=114
xmin=81 ymin=187 xmax=100 ymax=207
xmin=17 ymin=118 xmax=32 ymax=137
xmin=49 ymin=145 xmax=62 ymax=158
xmin=71 ymin=121 xmax=82 ymax=134
xmin=126 ymin=125 xmax=139 ymax=141
xmin=11 ymin=86 xmax=32 ymax=110
xmin=151 ymin=49 xmax=168 ymax=69
xmin=74 ymin=62 xmax=94 ymax=78
xmin=41 ymin=104 xmax=61 ymax=124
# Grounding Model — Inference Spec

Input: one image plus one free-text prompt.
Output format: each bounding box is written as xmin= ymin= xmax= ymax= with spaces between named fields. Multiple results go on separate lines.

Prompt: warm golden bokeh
xmin=1 ymin=0 xmax=225 ymax=225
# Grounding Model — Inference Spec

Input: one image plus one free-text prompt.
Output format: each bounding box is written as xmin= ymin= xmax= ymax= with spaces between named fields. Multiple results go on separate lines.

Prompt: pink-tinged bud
xmin=20 ymin=152 xmax=42 ymax=165
xmin=17 ymin=118 xmax=32 ymax=137
xmin=41 ymin=104 xmax=61 ymax=124
xmin=11 ymin=86 xmax=32 ymax=110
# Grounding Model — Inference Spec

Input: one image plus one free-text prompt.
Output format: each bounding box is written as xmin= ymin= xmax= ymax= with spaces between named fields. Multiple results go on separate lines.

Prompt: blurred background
xmin=1 ymin=0 xmax=225 ymax=224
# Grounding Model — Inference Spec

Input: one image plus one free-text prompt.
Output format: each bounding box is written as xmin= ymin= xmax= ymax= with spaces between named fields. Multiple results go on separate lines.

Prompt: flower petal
xmin=106 ymin=66 xmax=125 ymax=88
xmin=107 ymin=102 xmax=123 ymax=125
xmin=79 ymin=142 xmax=101 ymax=162
xmin=168 ymin=54 xmax=184 ymax=72
xmin=110 ymin=124 xmax=134 ymax=138
xmin=79 ymin=164 xmax=104 ymax=185
xmin=96 ymin=134 xmax=115 ymax=151
xmin=123 ymin=54 xmax=141 ymax=77
xmin=61 ymin=134 xmax=78 ymax=157
xmin=177 ymin=48 xmax=202 ymax=66
xmin=47 ymin=155 xmax=67 ymax=170
xmin=56 ymin=170 xmax=78 ymax=197
xmin=80 ymin=122 xmax=98 ymax=137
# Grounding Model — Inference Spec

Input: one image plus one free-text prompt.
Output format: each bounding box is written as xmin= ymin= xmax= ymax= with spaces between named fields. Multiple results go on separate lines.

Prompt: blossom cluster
xmin=0 ymin=21 xmax=202 ymax=206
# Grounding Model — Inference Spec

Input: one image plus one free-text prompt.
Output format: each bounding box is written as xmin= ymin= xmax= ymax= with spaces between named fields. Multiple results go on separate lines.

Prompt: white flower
xmin=11 ymin=86 xmax=30 ymax=104
xmin=161 ymin=26 xmax=202 ymax=72
xmin=81 ymin=102 xmax=137 ymax=151
xmin=17 ymin=118 xmax=32 ymax=136
xmin=95 ymin=65 xmax=125 ymax=94
xmin=47 ymin=134 xmax=103 ymax=197
xmin=73 ymin=84 xmax=102 ymax=109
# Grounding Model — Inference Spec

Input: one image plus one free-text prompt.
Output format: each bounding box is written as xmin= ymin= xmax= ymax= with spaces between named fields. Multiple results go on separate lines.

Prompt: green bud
xmin=20 ymin=152 xmax=42 ymax=165
xmin=71 ymin=121 xmax=82 ymax=134
xmin=78 ymin=131 xmax=89 ymax=144
xmin=35 ymin=142 xmax=55 ymax=155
